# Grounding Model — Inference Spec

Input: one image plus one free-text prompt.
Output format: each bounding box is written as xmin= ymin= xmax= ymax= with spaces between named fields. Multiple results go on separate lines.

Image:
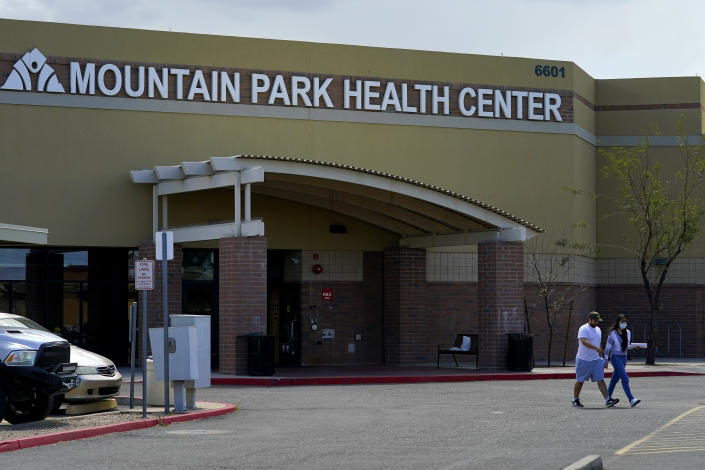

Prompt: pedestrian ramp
xmin=616 ymin=405 xmax=705 ymax=455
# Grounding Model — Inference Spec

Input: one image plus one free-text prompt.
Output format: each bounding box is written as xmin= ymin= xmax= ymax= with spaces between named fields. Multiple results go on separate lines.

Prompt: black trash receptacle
xmin=244 ymin=334 xmax=275 ymax=376
xmin=506 ymin=333 xmax=534 ymax=371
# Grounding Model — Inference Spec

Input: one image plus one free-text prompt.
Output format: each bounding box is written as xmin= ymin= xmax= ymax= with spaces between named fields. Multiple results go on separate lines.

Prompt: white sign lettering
xmin=3 ymin=48 xmax=566 ymax=122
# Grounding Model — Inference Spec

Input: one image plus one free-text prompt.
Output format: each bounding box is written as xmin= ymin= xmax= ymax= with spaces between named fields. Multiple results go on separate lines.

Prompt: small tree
xmin=526 ymin=237 xmax=570 ymax=367
xmin=600 ymin=120 xmax=705 ymax=364
xmin=526 ymin=229 xmax=592 ymax=367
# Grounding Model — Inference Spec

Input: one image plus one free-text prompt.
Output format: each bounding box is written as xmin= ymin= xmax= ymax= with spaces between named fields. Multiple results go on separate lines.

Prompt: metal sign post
xmin=129 ymin=302 xmax=137 ymax=409
xmin=142 ymin=291 xmax=148 ymax=418
xmin=135 ymin=258 xmax=154 ymax=419
xmin=155 ymin=231 xmax=174 ymax=414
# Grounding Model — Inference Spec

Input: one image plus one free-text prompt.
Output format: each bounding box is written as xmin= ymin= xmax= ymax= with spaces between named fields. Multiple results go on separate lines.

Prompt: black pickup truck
xmin=0 ymin=313 xmax=77 ymax=424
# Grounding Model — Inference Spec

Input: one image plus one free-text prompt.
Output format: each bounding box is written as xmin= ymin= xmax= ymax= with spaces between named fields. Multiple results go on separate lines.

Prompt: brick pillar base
xmin=478 ymin=241 xmax=524 ymax=370
xmin=218 ymin=236 xmax=267 ymax=375
xmin=137 ymin=241 xmax=183 ymax=364
xmin=383 ymin=248 xmax=429 ymax=364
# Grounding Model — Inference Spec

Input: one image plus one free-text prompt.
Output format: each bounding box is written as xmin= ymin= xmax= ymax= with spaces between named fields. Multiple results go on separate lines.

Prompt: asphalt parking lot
xmin=2 ymin=374 xmax=704 ymax=469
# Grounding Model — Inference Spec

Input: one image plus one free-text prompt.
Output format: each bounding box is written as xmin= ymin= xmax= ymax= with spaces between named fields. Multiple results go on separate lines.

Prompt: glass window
xmin=128 ymin=250 xmax=139 ymax=281
xmin=0 ymin=282 xmax=9 ymax=312
xmin=11 ymin=282 xmax=28 ymax=319
xmin=62 ymin=282 xmax=81 ymax=332
xmin=183 ymin=250 xmax=216 ymax=281
xmin=0 ymin=248 xmax=30 ymax=280
xmin=49 ymin=249 xmax=88 ymax=281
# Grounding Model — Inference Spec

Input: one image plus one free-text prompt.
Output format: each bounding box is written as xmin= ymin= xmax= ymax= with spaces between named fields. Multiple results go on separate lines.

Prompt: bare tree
xmin=526 ymin=234 xmax=590 ymax=367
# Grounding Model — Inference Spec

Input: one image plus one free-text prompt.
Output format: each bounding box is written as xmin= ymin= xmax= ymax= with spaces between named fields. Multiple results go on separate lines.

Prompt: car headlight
xmin=76 ymin=366 xmax=99 ymax=375
xmin=4 ymin=350 xmax=37 ymax=366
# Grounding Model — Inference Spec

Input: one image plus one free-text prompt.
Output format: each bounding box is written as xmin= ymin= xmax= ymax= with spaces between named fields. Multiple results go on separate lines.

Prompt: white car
xmin=59 ymin=345 xmax=123 ymax=404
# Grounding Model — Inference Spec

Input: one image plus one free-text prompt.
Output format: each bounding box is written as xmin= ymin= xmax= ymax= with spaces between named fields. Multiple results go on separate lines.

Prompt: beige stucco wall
xmin=0 ymin=19 xmax=576 ymax=87
xmin=1 ymin=19 xmax=703 ymax=258
xmin=595 ymin=145 xmax=705 ymax=258
xmin=596 ymin=77 xmax=702 ymax=106
xmin=594 ymin=78 xmax=705 ymax=258
xmin=0 ymin=19 xmax=589 ymax=250
xmin=0 ymin=101 xmax=592 ymax=247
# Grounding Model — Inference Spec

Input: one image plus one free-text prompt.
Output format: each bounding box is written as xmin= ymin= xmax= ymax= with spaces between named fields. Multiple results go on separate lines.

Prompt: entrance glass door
xmin=182 ymin=249 xmax=218 ymax=369
xmin=182 ymin=282 xmax=219 ymax=369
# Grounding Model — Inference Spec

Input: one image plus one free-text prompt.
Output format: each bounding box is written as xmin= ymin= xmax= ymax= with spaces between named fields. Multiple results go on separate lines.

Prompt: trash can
xmin=243 ymin=334 xmax=275 ymax=376
xmin=506 ymin=333 xmax=534 ymax=371
xmin=145 ymin=357 xmax=173 ymax=406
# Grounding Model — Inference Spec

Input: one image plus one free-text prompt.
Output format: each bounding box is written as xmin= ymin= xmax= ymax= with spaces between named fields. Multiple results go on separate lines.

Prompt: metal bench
xmin=437 ymin=333 xmax=479 ymax=369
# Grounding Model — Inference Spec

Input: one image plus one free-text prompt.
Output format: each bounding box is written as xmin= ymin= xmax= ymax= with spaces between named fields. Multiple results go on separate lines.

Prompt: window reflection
xmin=0 ymin=248 xmax=30 ymax=280
xmin=183 ymin=250 xmax=215 ymax=281
xmin=0 ymin=282 xmax=9 ymax=312
xmin=0 ymin=248 xmax=146 ymax=364
xmin=12 ymin=282 xmax=28 ymax=319
xmin=49 ymin=249 xmax=88 ymax=280
xmin=128 ymin=250 xmax=138 ymax=281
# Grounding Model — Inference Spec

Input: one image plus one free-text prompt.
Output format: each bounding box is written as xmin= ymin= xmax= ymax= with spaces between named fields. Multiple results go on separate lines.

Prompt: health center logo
xmin=1 ymin=48 xmax=65 ymax=93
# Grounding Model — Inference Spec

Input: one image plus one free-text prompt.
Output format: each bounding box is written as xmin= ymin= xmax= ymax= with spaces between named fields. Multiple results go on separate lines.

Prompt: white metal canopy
xmin=0 ymin=223 xmax=48 ymax=245
xmin=130 ymin=155 xmax=541 ymax=246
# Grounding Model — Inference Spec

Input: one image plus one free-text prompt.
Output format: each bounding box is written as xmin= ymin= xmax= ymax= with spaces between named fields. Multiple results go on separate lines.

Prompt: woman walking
xmin=604 ymin=314 xmax=641 ymax=407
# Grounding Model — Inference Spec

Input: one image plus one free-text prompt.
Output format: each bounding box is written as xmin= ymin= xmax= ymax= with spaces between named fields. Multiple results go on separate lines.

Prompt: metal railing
xmin=667 ymin=321 xmax=683 ymax=358
xmin=638 ymin=321 xmax=683 ymax=358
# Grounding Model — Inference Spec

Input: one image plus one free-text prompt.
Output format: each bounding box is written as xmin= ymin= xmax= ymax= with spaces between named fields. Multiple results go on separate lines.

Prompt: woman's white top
xmin=604 ymin=329 xmax=634 ymax=359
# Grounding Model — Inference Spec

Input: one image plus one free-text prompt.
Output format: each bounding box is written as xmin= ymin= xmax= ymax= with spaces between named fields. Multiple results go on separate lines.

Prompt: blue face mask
xmin=619 ymin=322 xmax=627 ymax=329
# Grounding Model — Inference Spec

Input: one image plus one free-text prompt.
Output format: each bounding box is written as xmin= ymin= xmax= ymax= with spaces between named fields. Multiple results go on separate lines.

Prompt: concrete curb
xmin=562 ymin=454 xmax=603 ymax=470
xmin=0 ymin=401 xmax=237 ymax=453
xmin=212 ymin=370 xmax=703 ymax=386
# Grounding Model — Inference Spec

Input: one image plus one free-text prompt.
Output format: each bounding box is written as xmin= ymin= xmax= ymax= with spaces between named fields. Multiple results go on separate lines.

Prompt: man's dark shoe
xmin=605 ymin=397 xmax=619 ymax=408
xmin=571 ymin=398 xmax=584 ymax=408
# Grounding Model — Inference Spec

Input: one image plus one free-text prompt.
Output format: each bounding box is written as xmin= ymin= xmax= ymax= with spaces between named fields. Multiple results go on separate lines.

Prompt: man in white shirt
xmin=571 ymin=311 xmax=619 ymax=408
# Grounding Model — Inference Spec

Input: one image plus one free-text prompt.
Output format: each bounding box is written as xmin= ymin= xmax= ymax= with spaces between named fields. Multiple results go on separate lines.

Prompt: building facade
xmin=1 ymin=19 xmax=703 ymax=372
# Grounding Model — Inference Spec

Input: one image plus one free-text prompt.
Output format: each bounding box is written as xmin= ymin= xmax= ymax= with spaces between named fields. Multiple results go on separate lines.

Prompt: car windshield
xmin=0 ymin=316 xmax=51 ymax=332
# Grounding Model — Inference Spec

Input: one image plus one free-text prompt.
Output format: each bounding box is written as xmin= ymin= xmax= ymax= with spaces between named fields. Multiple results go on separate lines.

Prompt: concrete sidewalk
xmin=120 ymin=357 xmax=705 ymax=387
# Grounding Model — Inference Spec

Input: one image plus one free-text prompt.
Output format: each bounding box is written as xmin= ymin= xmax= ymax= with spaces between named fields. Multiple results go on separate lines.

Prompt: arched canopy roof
xmin=130 ymin=155 xmax=542 ymax=246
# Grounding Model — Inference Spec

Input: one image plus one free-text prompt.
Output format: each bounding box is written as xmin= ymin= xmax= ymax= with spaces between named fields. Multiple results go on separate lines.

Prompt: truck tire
xmin=5 ymin=393 xmax=54 ymax=424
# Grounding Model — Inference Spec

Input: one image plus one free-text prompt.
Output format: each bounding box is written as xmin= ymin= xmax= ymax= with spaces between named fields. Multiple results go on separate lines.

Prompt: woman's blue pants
xmin=608 ymin=354 xmax=634 ymax=401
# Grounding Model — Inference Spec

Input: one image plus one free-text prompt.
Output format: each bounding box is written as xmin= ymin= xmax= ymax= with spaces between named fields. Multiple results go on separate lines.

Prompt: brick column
xmin=218 ymin=236 xmax=267 ymax=374
xmin=137 ymin=241 xmax=183 ymax=363
xmin=383 ymin=248 xmax=429 ymax=364
xmin=478 ymin=241 xmax=524 ymax=370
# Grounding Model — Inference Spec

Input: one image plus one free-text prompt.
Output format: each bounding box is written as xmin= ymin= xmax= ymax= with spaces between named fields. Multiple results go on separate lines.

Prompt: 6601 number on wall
xmin=535 ymin=65 xmax=565 ymax=78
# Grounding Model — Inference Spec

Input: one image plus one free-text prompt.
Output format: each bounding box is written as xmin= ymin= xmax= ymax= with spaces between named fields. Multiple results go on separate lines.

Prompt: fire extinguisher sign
xmin=321 ymin=288 xmax=334 ymax=302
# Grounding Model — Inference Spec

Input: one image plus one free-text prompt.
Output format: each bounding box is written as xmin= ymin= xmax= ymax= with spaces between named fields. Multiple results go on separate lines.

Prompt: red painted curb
xmin=0 ymin=402 xmax=237 ymax=453
xmin=8 ymin=418 xmax=160 ymax=452
xmin=211 ymin=370 xmax=704 ymax=386
xmin=0 ymin=439 xmax=20 ymax=452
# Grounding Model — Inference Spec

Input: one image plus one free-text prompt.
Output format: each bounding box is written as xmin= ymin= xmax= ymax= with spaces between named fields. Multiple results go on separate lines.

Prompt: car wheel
xmin=5 ymin=393 xmax=54 ymax=424
xmin=0 ymin=386 xmax=7 ymax=423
